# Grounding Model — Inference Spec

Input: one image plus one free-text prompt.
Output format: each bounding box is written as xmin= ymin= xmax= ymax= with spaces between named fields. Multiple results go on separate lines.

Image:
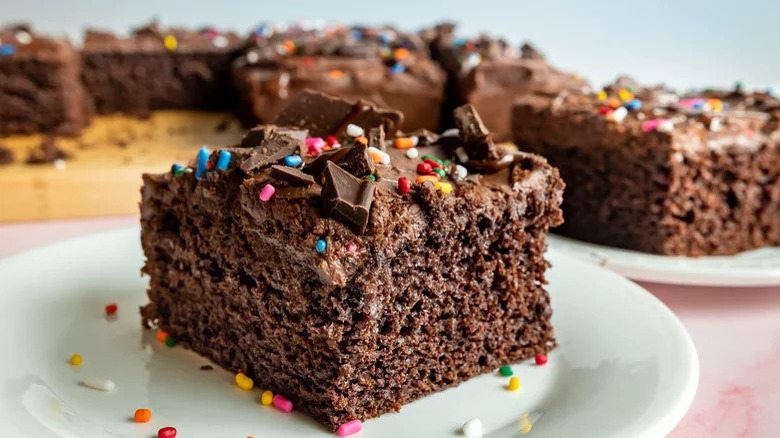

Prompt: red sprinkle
xmin=326 ymin=135 xmax=338 ymax=146
xmin=398 ymin=177 xmax=411 ymax=194
xmin=416 ymin=162 xmax=432 ymax=175
xmin=597 ymin=107 xmax=612 ymax=115
xmin=303 ymin=57 xmax=316 ymax=67
xmin=535 ymin=354 xmax=548 ymax=366
xmin=158 ymin=427 xmax=177 ymax=438
xmin=346 ymin=243 xmax=358 ymax=252
xmin=105 ymin=303 xmax=118 ymax=316
xmin=423 ymin=158 xmax=442 ymax=169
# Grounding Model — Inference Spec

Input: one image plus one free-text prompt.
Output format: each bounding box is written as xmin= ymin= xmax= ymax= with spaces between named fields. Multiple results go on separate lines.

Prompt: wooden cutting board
xmin=0 ymin=111 xmax=244 ymax=222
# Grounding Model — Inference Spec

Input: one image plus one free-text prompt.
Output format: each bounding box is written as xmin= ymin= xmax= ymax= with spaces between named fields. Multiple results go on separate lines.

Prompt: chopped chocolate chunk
xmin=26 ymin=137 xmax=70 ymax=164
xmin=0 ymin=145 xmax=14 ymax=166
xmin=368 ymin=125 xmax=386 ymax=151
xmin=270 ymin=165 xmax=316 ymax=186
xmin=321 ymin=161 xmax=375 ymax=234
xmin=338 ymin=144 xmax=375 ymax=177
xmin=520 ymin=43 xmax=544 ymax=60
xmin=241 ymin=126 xmax=269 ymax=148
xmin=454 ymin=104 xmax=490 ymax=142
xmin=200 ymin=365 xmax=214 ymax=371
xmin=274 ymin=90 xmax=403 ymax=139
xmin=303 ymin=147 xmax=352 ymax=181
xmin=240 ymin=130 xmax=304 ymax=173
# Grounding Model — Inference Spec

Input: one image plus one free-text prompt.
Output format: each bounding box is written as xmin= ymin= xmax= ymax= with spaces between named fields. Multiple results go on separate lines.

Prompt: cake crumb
xmin=0 ymin=144 xmax=14 ymax=165
xmin=26 ymin=137 xmax=70 ymax=164
xmin=200 ymin=365 xmax=213 ymax=371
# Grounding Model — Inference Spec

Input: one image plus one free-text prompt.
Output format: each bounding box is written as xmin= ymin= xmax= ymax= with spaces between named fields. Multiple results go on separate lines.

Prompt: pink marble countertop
xmin=1 ymin=217 xmax=778 ymax=437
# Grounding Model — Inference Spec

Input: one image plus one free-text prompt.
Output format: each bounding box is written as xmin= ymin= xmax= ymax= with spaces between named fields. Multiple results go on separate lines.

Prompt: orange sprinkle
xmin=707 ymin=98 xmax=723 ymax=111
xmin=394 ymin=137 xmax=414 ymax=149
xmin=134 ymin=409 xmax=152 ymax=423
xmin=206 ymin=161 xmax=214 ymax=170
xmin=283 ymin=39 xmax=295 ymax=53
xmin=354 ymin=136 xmax=368 ymax=145
xmin=155 ymin=331 xmax=169 ymax=343
xmin=369 ymin=151 xmax=382 ymax=164
xmin=416 ymin=175 xmax=439 ymax=184
xmin=608 ymin=98 xmax=621 ymax=109
xmin=393 ymin=48 xmax=410 ymax=60
xmin=330 ymin=69 xmax=343 ymax=79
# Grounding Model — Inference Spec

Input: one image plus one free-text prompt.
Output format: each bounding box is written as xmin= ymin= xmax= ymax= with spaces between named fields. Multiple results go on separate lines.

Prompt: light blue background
xmin=2 ymin=0 xmax=778 ymax=90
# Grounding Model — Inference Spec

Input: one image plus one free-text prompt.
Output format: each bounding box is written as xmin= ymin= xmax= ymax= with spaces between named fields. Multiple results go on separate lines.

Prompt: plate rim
xmin=0 ymin=227 xmax=700 ymax=437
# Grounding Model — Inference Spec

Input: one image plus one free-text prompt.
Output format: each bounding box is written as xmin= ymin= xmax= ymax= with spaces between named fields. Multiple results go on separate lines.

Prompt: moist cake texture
xmin=513 ymin=84 xmax=780 ymax=255
xmin=0 ymin=25 xmax=90 ymax=135
xmin=232 ymin=24 xmax=446 ymax=131
xmin=140 ymin=91 xmax=563 ymax=430
xmin=81 ymin=22 xmax=243 ymax=116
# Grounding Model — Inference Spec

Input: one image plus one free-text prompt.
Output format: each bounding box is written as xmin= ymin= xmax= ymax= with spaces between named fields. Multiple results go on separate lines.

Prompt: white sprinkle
xmin=455 ymin=146 xmax=469 ymax=164
xmin=410 ymin=136 xmax=419 ymax=147
xmin=278 ymin=72 xmax=290 ymax=88
xmin=246 ymin=51 xmax=259 ymax=64
xmin=454 ymin=164 xmax=468 ymax=181
xmin=83 ymin=377 xmax=115 ymax=392
xmin=53 ymin=159 xmax=66 ymax=170
xmin=657 ymin=120 xmax=675 ymax=133
xmin=212 ymin=35 xmax=228 ymax=48
xmin=441 ymin=128 xmax=459 ymax=137
xmin=461 ymin=52 xmax=482 ymax=72
xmin=498 ymin=153 xmax=514 ymax=165
xmin=636 ymin=112 xmax=646 ymax=120
xmin=462 ymin=418 xmax=483 ymax=438
xmin=652 ymin=108 xmax=667 ymax=116
xmin=709 ymin=117 xmax=722 ymax=132
xmin=657 ymin=92 xmax=679 ymax=106
xmin=346 ymin=124 xmax=364 ymax=137
xmin=15 ymin=31 xmax=32 ymax=45
xmin=368 ymin=146 xmax=390 ymax=165
xmin=405 ymin=147 xmax=419 ymax=159
xmin=607 ymin=106 xmax=628 ymax=123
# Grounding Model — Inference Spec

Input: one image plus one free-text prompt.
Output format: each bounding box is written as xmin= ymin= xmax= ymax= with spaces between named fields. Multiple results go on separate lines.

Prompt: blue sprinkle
xmin=379 ymin=32 xmax=394 ymax=44
xmin=0 ymin=44 xmax=16 ymax=56
xmin=195 ymin=147 xmax=210 ymax=179
xmin=171 ymin=163 xmax=185 ymax=173
xmin=284 ymin=154 xmax=302 ymax=167
xmin=692 ymin=101 xmax=704 ymax=109
xmin=216 ymin=150 xmax=231 ymax=171
xmin=624 ymin=99 xmax=642 ymax=110
xmin=316 ymin=239 xmax=327 ymax=253
xmin=765 ymin=88 xmax=774 ymax=97
xmin=350 ymin=29 xmax=362 ymax=40
xmin=391 ymin=63 xmax=405 ymax=75
xmin=454 ymin=37 xmax=467 ymax=46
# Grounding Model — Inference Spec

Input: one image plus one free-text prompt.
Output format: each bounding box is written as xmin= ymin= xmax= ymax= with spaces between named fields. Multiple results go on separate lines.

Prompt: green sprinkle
xmin=367 ymin=175 xmax=376 ymax=181
xmin=174 ymin=168 xmax=192 ymax=176
xmin=165 ymin=336 xmax=178 ymax=347
xmin=627 ymin=86 xmax=635 ymax=93
xmin=421 ymin=155 xmax=444 ymax=165
xmin=735 ymin=81 xmax=744 ymax=91
xmin=499 ymin=365 xmax=513 ymax=377
xmin=442 ymin=159 xmax=452 ymax=166
xmin=432 ymin=168 xmax=446 ymax=179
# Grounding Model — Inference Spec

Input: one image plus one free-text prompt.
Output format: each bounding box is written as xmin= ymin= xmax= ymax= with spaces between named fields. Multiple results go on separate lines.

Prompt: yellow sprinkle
xmin=708 ymin=98 xmax=723 ymax=111
xmin=261 ymin=390 xmax=274 ymax=406
xmin=416 ymin=175 xmax=439 ymax=185
xmin=508 ymin=376 xmax=521 ymax=391
xmin=235 ymin=372 xmax=254 ymax=391
xmin=435 ymin=181 xmax=453 ymax=194
xmin=164 ymin=35 xmax=177 ymax=51
xmin=618 ymin=88 xmax=633 ymax=102
xmin=519 ymin=413 xmax=532 ymax=433
xmin=596 ymin=91 xmax=607 ymax=101
xmin=572 ymin=73 xmax=582 ymax=80
xmin=69 ymin=354 xmax=82 ymax=366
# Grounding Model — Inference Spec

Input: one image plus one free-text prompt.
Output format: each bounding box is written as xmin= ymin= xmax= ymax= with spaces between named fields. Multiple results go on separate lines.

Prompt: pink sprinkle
xmin=337 ymin=419 xmax=363 ymax=436
xmin=346 ymin=243 xmax=357 ymax=252
xmin=677 ymin=97 xmax=703 ymax=108
xmin=259 ymin=184 xmax=276 ymax=202
xmin=273 ymin=394 xmax=293 ymax=412
xmin=305 ymin=137 xmax=326 ymax=155
xmin=641 ymin=119 xmax=662 ymax=131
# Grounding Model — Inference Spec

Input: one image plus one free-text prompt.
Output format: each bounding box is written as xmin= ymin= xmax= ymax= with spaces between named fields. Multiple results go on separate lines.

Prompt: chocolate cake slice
xmin=140 ymin=91 xmax=563 ymax=431
xmin=232 ymin=24 xmax=446 ymax=131
xmin=81 ymin=22 xmax=243 ymax=116
xmin=0 ymin=24 xmax=90 ymax=135
xmin=513 ymin=84 xmax=780 ymax=255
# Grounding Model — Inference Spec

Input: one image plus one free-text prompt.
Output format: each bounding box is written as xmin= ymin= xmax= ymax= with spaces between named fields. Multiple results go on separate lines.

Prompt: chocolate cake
xmin=424 ymin=23 xmax=588 ymax=138
xmin=140 ymin=91 xmax=563 ymax=430
xmin=0 ymin=24 xmax=90 ymax=135
xmin=512 ymin=84 xmax=780 ymax=255
xmin=81 ymin=23 xmax=243 ymax=116
xmin=232 ymin=24 xmax=446 ymax=131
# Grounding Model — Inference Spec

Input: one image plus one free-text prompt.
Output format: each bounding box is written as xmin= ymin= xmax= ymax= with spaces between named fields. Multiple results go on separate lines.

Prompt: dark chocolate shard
xmin=338 ymin=144 xmax=375 ymax=177
xmin=466 ymin=150 xmax=514 ymax=174
xmin=520 ymin=42 xmax=544 ymax=60
xmin=274 ymin=90 xmax=403 ymax=140
xmin=368 ymin=125 xmax=386 ymax=151
xmin=271 ymin=165 xmax=316 ymax=186
xmin=303 ymin=147 xmax=352 ymax=181
xmin=321 ymin=161 xmax=375 ymax=234
xmin=453 ymin=104 xmax=490 ymax=142
xmin=275 ymin=184 xmax=322 ymax=199
xmin=241 ymin=125 xmax=308 ymax=148
xmin=240 ymin=131 xmax=305 ymax=173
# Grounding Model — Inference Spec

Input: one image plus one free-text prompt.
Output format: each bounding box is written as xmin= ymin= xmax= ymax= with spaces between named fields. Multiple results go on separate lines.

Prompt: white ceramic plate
xmin=0 ymin=228 xmax=698 ymax=438
xmin=549 ymin=234 xmax=780 ymax=287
